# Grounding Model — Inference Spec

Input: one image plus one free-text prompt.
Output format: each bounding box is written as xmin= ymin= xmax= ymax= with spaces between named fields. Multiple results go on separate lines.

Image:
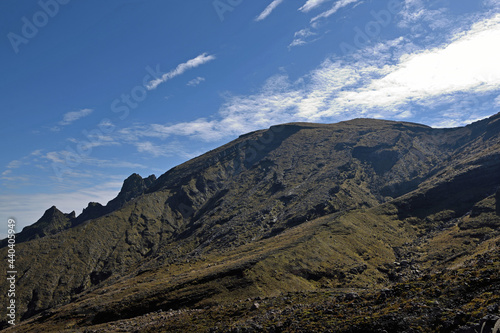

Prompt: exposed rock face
xmin=1 ymin=113 xmax=499 ymax=332
xmin=75 ymin=202 xmax=107 ymax=225
xmin=107 ymin=173 xmax=157 ymax=211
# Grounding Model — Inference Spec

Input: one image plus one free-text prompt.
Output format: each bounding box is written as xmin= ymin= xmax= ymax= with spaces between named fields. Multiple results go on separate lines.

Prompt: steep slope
xmin=1 ymin=113 xmax=499 ymax=331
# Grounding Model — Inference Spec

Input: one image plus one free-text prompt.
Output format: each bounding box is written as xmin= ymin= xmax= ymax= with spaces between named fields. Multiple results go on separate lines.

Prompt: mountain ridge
xmin=0 ymin=173 xmax=157 ymax=247
xmin=1 ymin=113 xmax=499 ymax=332
xmin=6 ymin=114 xmax=496 ymax=247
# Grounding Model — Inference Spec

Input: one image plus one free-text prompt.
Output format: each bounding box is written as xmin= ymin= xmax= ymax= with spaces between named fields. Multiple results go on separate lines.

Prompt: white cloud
xmin=42 ymin=151 xmax=148 ymax=170
xmin=256 ymin=0 xmax=285 ymax=21
xmin=289 ymin=28 xmax=318 ymax=47
xmin=127 ymin=119 xmax=227 ymax=142
xmin=291 ymin=0 xmax=361 ymax=47
xmin=293 ymin=0 xmax=363 ymax=48
xmin=299 ymin=0 xmax=331 ymax=12
xmin=6 ymin=160 xmax=22 ymax=169
xmin=67 ymin=134 xmax=119 ymax=149
xmin=146 ymin=53 xmax=216 ymax=90
xmin=2 ymin=150 xmax=45 ymax=180
xmin=398 ymin=0 xmax=453 ymax=34
xmin=127 ymin=12 xmax=500 ymax=141
xmin=121 ymin=75 xmax=303 ymax=143
xmin=135 ymin=141 xmax=163 ymax=157
xmin=58 ymin=108 xmax=93 ymax=126
xmin=31 ymin=149 xmax=43 ymax=157
xmin=187 ymin=76 xmax=206 ymax=87
xmin=134 ymin=141 xmax=199 ymax=158
xmin=311 ymin=0 xmax=361 ymax=22
xmin=87 ymin=158 xmax=149 ymax=169
xmin=44 ymin=151 xmax=65 ymax=164
xmin=484 ymin=0 xmax=500 ymax=10
xmin=334 ymin=13 xmax=500 ymax=109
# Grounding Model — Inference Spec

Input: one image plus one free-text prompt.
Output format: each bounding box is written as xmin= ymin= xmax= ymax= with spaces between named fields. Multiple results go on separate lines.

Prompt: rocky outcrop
xmin=73 ymin=173 xmax=158 ymax=225
xmin=107 ymin=173 xmax=157 ymax=211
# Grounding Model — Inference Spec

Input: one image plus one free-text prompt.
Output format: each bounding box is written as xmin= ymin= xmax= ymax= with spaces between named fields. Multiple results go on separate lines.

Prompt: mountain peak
xmin=39 ymin=205 xmax=71 ymax=222
xmin=45 ymin=205 xmax=61 ymax=214
xmin=122 ymin=173 xmax=157 ymax=192
xmin=107 ymin=173 xmax=157 ymax=210
xmin=0 ymin=205 xmax=77 ymax=246
xmin=73 ymin=174 xmax=157 ymax=226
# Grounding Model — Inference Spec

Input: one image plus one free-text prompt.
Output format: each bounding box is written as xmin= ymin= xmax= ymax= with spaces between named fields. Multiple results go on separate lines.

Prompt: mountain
xmin=0 ymin=206 xmax=76 ymax=247
xmin=1 ymin=114 xmax=499 ymax=332
xmin=0 ymin=173 xmax=157 ymax=248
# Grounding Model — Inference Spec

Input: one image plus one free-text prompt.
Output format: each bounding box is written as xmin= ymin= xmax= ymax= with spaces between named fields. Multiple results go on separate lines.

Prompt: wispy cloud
xmin=134 ymin=141 xmax=202 ymax=159
xmin=121 ymin=118 xmax=228 ymax=142
xmin=256 ymin=0 xmax=285 ymax=21
xmin=58 ymin=108 xmax=93 ymax=126
xmin=146 ymin=53 xmax=216 ymax=90
xmin=43 ymin=151 xmax=64 ymax=164
xmin=125 ymin=12 xmax=500 ymax=143
xmin=484 ymin=0 xmax=500 ymax=10
xmin=66 ymin=133 xmax=120 ymax=150
xmin=289 ymin=28 xmax=318 ymax=47
xmin=2 ymin=150 xmax=43 ymax=181
xmin=398 ymin=0 xmax=452 ymax=33
xmin=42 ymin=151 xmax=149 ymax=170
xmin=6 ymin=160 xmax=23 ymax=169
xmin=311 ymin=0 xmax=361 ymax=22
xmin=290 ymin=0 xmax=362 ymax=48
xmin=299 ymin=0 xmax=330 ymax=13
xmin=187 ymin=76 xmax=206 ymax=87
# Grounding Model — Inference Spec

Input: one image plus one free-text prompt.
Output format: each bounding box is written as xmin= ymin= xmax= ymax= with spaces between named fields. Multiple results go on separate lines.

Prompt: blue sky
xmin=1 ymin=0 xmax=499 ymax=237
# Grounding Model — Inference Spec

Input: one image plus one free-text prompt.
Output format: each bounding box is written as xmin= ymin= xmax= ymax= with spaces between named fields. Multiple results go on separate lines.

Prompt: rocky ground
xmin=78 ymin=243 xmax=500 ymax=333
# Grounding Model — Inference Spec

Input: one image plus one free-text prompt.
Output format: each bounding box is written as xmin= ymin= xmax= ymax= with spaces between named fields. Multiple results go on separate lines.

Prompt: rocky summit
xmin=1 ymin=114 xmax=500 ymax=332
